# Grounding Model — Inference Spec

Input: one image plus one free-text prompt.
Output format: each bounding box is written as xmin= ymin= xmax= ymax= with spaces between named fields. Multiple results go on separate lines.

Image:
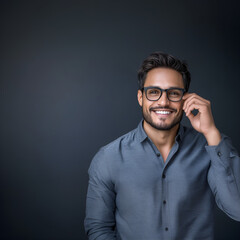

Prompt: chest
xmin=113 ymin=142 xmax=210 ymax=197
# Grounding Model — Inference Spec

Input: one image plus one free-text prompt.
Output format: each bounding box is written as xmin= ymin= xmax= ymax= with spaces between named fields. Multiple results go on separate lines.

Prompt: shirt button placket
xmin=162 ymin=172 xmax=169 ymax=237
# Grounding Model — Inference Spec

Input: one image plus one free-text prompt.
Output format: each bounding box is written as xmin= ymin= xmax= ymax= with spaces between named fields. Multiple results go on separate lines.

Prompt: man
xmin=84 ymin=52 xmax=240 ymax=240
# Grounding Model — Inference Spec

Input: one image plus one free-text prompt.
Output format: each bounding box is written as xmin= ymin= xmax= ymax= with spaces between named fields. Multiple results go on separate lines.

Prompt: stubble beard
xmin=142 ymin=108 xmax=183 ymax=131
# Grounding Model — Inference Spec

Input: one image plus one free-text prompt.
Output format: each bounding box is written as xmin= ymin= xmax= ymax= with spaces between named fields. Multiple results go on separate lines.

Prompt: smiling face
xmin=138 ymin=67 xmax=185 ymax=131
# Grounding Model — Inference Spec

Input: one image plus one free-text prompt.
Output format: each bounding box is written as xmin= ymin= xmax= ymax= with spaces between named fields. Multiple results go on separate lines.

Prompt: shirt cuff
xmin=205 ymin=134 xmax=231 ymax=169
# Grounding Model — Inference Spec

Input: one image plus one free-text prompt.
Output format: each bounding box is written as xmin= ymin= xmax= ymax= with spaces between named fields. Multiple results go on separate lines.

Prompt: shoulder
xmin=102 ymin=127 xmax=139 ymax=152
xmin=90 ymin=127 xmax=139 ymax=167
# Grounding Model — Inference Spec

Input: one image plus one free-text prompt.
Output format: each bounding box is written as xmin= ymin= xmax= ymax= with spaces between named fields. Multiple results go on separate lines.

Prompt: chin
xmin=144 ymin=115 xmax=182 ymax=131
xmin=152 ymin=122 xmax=179 ymax=131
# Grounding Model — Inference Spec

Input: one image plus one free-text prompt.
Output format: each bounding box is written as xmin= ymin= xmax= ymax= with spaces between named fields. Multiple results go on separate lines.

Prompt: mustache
xmin=150 ymin=106 xmax=177 ymax=112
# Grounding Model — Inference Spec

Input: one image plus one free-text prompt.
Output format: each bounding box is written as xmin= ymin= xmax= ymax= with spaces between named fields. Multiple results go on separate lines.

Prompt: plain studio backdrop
xmin=1 ymin=0 xmax=240 ymax=239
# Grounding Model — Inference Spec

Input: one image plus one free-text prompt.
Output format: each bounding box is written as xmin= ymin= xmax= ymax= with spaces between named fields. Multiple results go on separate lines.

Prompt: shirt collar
xmin=176 ymin=123 xmax=185 ymax=142
xmin=136 ymin=120 xmax=148 ymax=143
xmin=136 ymin=120 xmax=185 ymax=143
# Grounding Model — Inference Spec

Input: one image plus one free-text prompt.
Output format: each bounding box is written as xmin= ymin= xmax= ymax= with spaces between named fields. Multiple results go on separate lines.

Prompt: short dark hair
xmin=138 ymin=52 xmax=191 ymax=91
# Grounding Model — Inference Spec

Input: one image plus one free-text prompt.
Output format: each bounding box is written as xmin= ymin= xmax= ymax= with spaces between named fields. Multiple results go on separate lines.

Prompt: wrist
xmin=204 ymin=127 xmax=221 ymax=146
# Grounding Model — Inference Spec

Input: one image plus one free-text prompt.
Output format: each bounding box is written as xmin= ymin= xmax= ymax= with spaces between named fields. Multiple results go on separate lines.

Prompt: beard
xmin=142 ymin=107 xmax=183 ymax=131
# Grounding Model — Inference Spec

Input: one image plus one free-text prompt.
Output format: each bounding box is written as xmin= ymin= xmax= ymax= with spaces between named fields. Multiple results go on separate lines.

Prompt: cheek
xmin=141 ymin=98 xmax=150 ymax=110
xmin=175 ymin=102 xmax=184 ymax=112
xmin=142 ymin=101 xmax=155 ymax=113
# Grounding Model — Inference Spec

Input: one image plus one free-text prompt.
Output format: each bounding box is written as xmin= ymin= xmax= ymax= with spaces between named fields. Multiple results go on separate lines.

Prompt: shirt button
xmin=217 ymin=151 xmax=222 ymax=157
xmin=163 ymin=200 xmax=167 ymax=204
xmin=162 ymin=174 xmax=166 ymax=179
xmin=165 ymin=227 xmax=168 ymax=231
xmin=156 ymin=153 xmax=160 ymax=157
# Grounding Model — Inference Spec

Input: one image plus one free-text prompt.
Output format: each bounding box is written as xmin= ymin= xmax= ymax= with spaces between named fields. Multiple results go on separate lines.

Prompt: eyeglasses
xmin=142 ymin=86 xmax=186 ymax=102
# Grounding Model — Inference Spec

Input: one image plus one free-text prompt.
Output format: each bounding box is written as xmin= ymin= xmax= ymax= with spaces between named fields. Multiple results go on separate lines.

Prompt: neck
xmin=143 ymin=121 xmax=179 ymax=151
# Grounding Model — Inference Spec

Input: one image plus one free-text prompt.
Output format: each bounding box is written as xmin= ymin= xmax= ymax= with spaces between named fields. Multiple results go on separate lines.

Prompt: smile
xmin=155 ymin=111 xmax=171 ymax=115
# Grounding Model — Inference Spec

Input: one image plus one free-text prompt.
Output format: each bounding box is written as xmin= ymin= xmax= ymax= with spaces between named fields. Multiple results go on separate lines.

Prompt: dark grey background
xmin=1 ymin=0 xmax=240 ymax=239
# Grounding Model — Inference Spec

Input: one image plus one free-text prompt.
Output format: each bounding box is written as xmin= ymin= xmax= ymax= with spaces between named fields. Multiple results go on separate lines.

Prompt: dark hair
xmin=138 ymin=52 xmax=191 ymax=91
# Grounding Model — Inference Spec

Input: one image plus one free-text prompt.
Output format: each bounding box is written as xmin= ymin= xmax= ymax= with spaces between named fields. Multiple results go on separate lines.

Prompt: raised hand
xmin=182 ymin=93 xmax=221 ymax=146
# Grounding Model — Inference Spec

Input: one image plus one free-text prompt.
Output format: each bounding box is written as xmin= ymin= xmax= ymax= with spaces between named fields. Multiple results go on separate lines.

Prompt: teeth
xmin=155 ymin=111 xmax=170 ymax=114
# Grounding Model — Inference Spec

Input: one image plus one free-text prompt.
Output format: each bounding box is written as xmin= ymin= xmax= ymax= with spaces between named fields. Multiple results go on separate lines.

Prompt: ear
xmin=137 ymin=90 xmax=143 ymax=107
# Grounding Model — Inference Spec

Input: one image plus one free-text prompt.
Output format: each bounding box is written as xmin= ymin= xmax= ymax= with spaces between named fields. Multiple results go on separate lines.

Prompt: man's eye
xmin=149 ymin=90 xmax=159 ymax=95
xmin=169 ymin=90 xmax=181 ymax=96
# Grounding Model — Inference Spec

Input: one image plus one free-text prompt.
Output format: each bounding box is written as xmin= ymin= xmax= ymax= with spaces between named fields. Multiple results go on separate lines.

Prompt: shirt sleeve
xmin=206 ymin=135 xmax=240 ymax=221
xmin=84 ymin=149 xmax=117 ymax=239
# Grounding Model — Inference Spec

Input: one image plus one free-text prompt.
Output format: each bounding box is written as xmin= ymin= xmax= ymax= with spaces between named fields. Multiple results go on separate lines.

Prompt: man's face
xmin=137 ymin=67 xmax=185 ymax=131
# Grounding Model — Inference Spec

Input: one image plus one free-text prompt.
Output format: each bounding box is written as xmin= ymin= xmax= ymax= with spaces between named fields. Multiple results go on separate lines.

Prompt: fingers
xmin=183 ymin=93 xmax=210 ymax=116
xmin=183 ymin=93 xmax=209 ymax=108
xmin=182 ymin=93 xmax=217 ymax=136
xmin=184 ymin=102 xmax=205 ymax=117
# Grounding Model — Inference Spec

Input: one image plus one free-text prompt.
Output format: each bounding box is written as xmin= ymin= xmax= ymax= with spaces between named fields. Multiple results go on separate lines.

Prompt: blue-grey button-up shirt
xmin=85 ymin=121 xmax=240 ymax=240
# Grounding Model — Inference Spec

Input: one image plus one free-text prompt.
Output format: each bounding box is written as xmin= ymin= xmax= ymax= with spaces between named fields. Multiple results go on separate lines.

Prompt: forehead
xmin=144 ymin=67 xmax=184 ymax=88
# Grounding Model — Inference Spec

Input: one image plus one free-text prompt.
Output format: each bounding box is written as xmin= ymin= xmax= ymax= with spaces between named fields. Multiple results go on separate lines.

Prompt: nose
xmin=157 ymin=90 xmax=169 ymax=105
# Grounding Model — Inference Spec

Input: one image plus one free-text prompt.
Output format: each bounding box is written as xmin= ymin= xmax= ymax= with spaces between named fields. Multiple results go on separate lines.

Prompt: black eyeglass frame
xmin=142 ymin=86 xmax=186 ymax=102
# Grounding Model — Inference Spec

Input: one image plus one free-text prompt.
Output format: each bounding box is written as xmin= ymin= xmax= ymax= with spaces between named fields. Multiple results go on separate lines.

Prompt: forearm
xmin=85 ymin=217 xmax=116 ymax=240
xmin=85 ymin=187 xmax=117 ymax=240
xmin=85 ymin=157 xmax=117 ymax=240
xmin=206 ymin=135 xmax=240 ymax=221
